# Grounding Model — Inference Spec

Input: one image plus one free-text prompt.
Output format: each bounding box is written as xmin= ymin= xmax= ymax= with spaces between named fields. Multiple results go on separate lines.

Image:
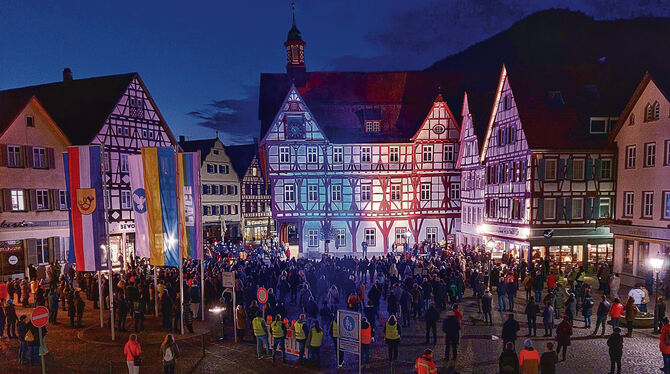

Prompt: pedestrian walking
xmin=414 ymin=348 xmax=438 ymax=374
xmin=499 ymin=341 xmax=520 ymax=374
xmin=497 ymin=277 xmax=508 ymax=312
xmin=542 ymin=302 xmax=554 ymax=337
xmin=234 ymin=304 xmax=246 ymax=342
xmin=540 ymin=342 xmax=558 ymax=374
xmin=160 ymin=334 xmax=179 ymax=374
xmin=624 ymin=296 xmax=638 ymax=337
xmin=384 ymin=314 xmax=401 ymax=363
xmin=124 ymin=334 xmax=142 ymax=374
xmin=525 ymin=297 xmax=538 ymax=337
xmin=555 ymin=316 xmax=572 ymax=361
xmin=502 ymin=313 xmax=520 ymax=349
xmin=564 ymin=292 xmax=577 ymax=325
xmin=482 ymin=289 xmax=493 ymax=326
xmin=593 ymin=295 xmax=611 ymax=336
xmin=442 ymin=311 xmax=460 ymax=362
xmin=519 ymin=339 xmax=540 ymax=374
xmin=425 ymin=301 xmax=439 ymax=344
xmin=581 ymin=291 xmax=594 ymax=328
xmin=607 ymin=327 xmax=623 ymax=374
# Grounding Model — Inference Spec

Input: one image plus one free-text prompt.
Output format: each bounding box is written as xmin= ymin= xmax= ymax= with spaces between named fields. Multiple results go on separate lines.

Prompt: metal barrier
xmin=108 ymin=333 xmax=207 ymax=374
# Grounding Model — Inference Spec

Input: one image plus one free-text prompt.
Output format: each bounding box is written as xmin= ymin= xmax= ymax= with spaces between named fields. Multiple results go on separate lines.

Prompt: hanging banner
xmin=177 ymin=152 xmax=202 ymax=260
xmin=63 ymin=145 xmax=107 ymax=271
xmin=129 ymin=154 xmax=150 ymax=258
xmin=142 ymin=147 xmax=179 ymax=267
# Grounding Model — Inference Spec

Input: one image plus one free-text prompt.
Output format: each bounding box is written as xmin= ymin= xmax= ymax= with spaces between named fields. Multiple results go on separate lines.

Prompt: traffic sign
xmin=339 ymin=338 xmax=360 ymax=353
xmin=31 ymin=306 xmax=49 ymax=328
xmin=222 ymin=271 xmax=235 ymax=288
xmin=257 ymin=287 xmax=268 ymax=304
xmin=337 ymin=310 xmax=360 ymax=341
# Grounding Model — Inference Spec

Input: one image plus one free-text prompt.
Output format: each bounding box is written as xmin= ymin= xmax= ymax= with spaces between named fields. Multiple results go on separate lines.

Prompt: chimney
xmin=179 ymin=135 xmax=185 ymax=143
xmin=63 ymin=68 xmax=73 ymax=82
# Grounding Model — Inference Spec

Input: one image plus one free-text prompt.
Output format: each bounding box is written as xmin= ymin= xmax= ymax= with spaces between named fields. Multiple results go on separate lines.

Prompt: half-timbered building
xmin=0 ymin=69 xmax=178 ymax=266
xmin=226 ymin=144 xmax=274 ymax=246
xmin=609 ymin=72 xmax=670 ymax=286
xmin=479 ymin=65 xmax=618 ymax=270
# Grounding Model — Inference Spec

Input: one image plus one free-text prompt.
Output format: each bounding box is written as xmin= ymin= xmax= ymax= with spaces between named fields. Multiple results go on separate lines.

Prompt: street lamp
xmin=650 ymin=255 xmax=664 ymax=333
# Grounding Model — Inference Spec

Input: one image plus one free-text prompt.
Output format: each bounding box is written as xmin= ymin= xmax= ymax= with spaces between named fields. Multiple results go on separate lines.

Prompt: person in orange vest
xmin=361 ymin=317 xmax=373 ymax=369
xmin=414 ymin=348 xmax=437 ymax=374
xmin=518 ymin=339 xmax=540 ymax=374
xmin=609 ymin=297 xmax=624 ymax=332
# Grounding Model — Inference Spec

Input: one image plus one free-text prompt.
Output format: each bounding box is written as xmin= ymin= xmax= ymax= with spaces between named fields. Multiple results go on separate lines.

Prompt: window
xmin=148 ymin=131 xmax=155 ymax=139
xmin=123 ymin=127 xmax=129 ymax=136
xmin=364 ymin=121 xmax=380 ymax=133
xmin=646 ymin=103 xmax=654 ymax=121
xmin=36 ymin=189 xmax=49 ymax=210
xmin=121 ymin=190 xmax=131 ymax=209
xmin=624 ymin=192 xmax=634 ymax=217
xmin=142 ymin=129 xmax=147 ymax=138
xmin=420 ymin=183 xmax=431 ymax=201
xmin=36 ymin=239 xmax=49 ymax=264
xmin=545 ymin=159 xmax=557 ymax=180
xmin=333 ymin=147 xmax=343 ymax=163
xmin=498 ymin=128 xmax=506 ymax=146
xmin=219 ymin=165 xmax=229 ymax=174
xmin=59 ymin=190 xmax=67 ymax=210
xmin=390 ymin=184 xmax=401 ymax=201
xmin=625 ymin=146 xmax=636 ymax=169
xmin=655 ymin=102 xmax=661 ymax=120
xmin=331 ymin=185 xmax=341 ymax=201
xmin=361 ymin=147 xmax=371 ymax=163
xmin=502 ymin=95 xmax=511 ymax=110
xmin=11 ymin=190 xmax=24 ymax=211
xmin=508 ymin=126 xmax=516 ymax=144
xmin=422 ymin=145 xmax=433 ymax=162
xmin=203 ymin=206 xmax=210 ymax=215
xmin=26 ymin=115 xmax=34 ymax=127
xmin=544 ymin=198 xmax=556 ymax=220
xmin=207 ymin=164 xmax=215 ymax=173
xmin=308 ymin=184 xmax=318 ymax=202
xmin=572 ymin=159 xmax=585 ymax=180
xmin=279 ymin=147 xmax=290 ymax=163
xmin=365 ymin=228 xmax=376 ymax=246
xmin=211 ymin=185 xmax=218 ymax=195
xmin=307 ymin=147 xmax=318 ymax=163
xmin=33 ymin=147 xmax=47 ymax=168
xmin=426 ymin=227 xmax=438 ymax=243
xmin=389 ymin=147 xmax=399 ymax=163
xmin=629 ymin=114 xmax=635 ymax=125
xmin=570 ymin=198 xmax=583 ymax=219
xmin=7 ymin=145 xmax=20 ymax=167
xmin=120 ymin=154 xmax=129 ymax=173
xmin=589 ymin=118 xmax=608 ymax=134
xmin=599 ymin=198 xmax=611 ymax=218
xmin=664 ymin=192 xmax=670 ymax=219
xmin=511 ymin=199 xmax=522 ymax=220
xmin=643 ymin=191 xmax=654 ymax=218
xmin=450 ymin=183 xmax=460 ymax=200
xmin=600 ymin=159 xmax=612 ymax=179
xmin=336 ymin=228 xmax=346 ymax=248
xmin=211 ymin=205 xmax=219 ymax=216
xmin=645 ymin=143 xmax=656 ymax=167
xmin=361 ymin=184 xmax=371 ymax=201
xmin=284 ymin=184 xmax=295 ymax=202
xmin=445 ymin=144 xmax=455 ymax=162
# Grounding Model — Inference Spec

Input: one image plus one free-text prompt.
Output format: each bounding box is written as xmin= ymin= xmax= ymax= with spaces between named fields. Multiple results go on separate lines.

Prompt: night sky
xmin=2 ymin=0 xmax=669 ymax=145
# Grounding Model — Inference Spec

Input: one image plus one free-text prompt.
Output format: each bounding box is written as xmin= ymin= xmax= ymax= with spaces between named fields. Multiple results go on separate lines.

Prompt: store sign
xmin=8 ymin=255 xmax=18 ymax=265
xmin=245 ymin=219 xmax=269 ymax=228
xmin=612 ymin=224 xmax=670 ymax=241
xmin=109 ymin=222 xmax=135 ymax=233
xmin=0 ymin=220 xmax=33 ymax=229
xmin=0 ymin=240 xmax=23 ymax=252
xmin=485 ymin=225 xmax=526 ymax=239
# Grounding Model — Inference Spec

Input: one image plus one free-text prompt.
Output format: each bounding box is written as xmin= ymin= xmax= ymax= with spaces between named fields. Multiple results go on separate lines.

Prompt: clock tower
xmin=285 ymin=3 xmax=306 ymax=87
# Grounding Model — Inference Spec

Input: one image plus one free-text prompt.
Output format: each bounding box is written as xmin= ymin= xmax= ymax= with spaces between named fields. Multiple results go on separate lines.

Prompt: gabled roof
xmin=0 ymin=91 xmax=36 ymax=137
xmin=504 ymin=64 xmax=644 ymax=150
xmin=609 ymin=71 xmax=670 ymax=143
xmin=464 ymin=88 xmax=496 ymax=152
xmin=224 ymin=143 xmax=260 ymax=180
xmin=0 ymin=72 xmax=178 ymax=146
xmin=179 ymin=138 xmax=219 ymax=164
xmin=259 ymin=70 xmax=499 ymax=144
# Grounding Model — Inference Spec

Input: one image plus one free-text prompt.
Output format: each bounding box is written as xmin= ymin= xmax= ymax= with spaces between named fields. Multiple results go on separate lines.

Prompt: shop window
xmin=623 ymin=240 xmax=634 ymax=274
xmin=638 ymin=242 xmax=650 ymax=274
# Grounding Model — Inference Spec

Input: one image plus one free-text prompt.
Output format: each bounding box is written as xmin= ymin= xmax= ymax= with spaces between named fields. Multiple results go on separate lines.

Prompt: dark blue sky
xmin=1 ymin=0 xmax=668 ymax=144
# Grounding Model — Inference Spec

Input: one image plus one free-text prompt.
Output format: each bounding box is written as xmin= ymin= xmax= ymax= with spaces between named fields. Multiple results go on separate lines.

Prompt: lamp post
xmin=650 ymin=255 xmax=664 ymax=334
xmin=209 ymin=305 xmax=227 ymax=341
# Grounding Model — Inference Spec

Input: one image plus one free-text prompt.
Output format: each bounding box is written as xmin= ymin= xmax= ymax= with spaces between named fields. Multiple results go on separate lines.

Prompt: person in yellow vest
xmin=307 ymin=321 xmax=323 ymax=368
xmin=384 ymin=314 xmax=401 ymax=363
xmin=252 ymin=312 xmax=269 ymax=359
xmin=329 ymin=314 xmax=344 ymax=368
xmin=361 ymin=317 xmax=373 ymax=369
xmin=270 ymin=314 xmax=287 ymax=363
xmin=294 ymin=314 xmax=308 ymax=362
xmin=414 ymin=348 xmax=438 ymax=374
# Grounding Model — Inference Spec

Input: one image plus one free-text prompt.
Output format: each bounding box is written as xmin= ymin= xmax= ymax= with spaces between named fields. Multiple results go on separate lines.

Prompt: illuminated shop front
xmin=611 ymin=224 xmax=670 ymax=287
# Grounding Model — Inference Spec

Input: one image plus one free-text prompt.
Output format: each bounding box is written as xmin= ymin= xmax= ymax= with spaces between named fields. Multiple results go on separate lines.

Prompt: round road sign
xmin=257 ymin=287 xmax=268 ymax=304
xmin=343 ymin=315 xmax=356 ymax=333
xmin=31 ymin=306 xmax=49 ymax=328
xmin=8 ymin=255 xmax=18 ymax=265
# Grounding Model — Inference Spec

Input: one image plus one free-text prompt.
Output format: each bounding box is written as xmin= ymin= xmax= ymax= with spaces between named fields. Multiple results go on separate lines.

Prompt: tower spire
xmin=285 ymin=1 xmax=306 ymax=86
xmin=292 ymin=2 xmax=296 ymax=26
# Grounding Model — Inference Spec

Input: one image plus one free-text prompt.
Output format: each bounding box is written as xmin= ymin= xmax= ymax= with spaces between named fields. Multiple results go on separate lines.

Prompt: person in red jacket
xmin=660 ymin=317 xmax=670 ymax=374
xmin=414 ymin=348 xmax=437 ymax=374
xmin=609 ymin=298 xmax=624 ymax=331
xmin=519 ymin=339 xmax=541 ymax=374
xmin=124 ymin=334 xmax=142 ymax=374
xmin=547 ymin=272 xmax=558 ymax=291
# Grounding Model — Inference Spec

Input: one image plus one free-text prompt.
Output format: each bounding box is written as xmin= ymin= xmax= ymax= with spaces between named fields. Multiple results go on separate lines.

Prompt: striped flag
xmin=63 ymin=145 xmax=107 ymax=271
xmin=128 ymin=154 xmax=150 ymax=258
xmin=177 ymin=152 xmax=202 ymax=259
xmin=142 ymin=147 xmax=179 ymax=267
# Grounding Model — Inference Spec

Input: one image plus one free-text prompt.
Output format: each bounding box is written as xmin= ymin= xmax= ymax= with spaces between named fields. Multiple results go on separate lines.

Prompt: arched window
xmin=645 ymin=103 xmax=653 ymax=121
xmin=629 ymin=113 xmax=635 ymax=125
xmin=654 ymin=101 xmax=661 ymax=120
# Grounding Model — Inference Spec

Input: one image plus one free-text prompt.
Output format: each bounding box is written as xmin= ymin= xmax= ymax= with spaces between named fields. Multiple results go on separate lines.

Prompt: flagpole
xmin=180 ymin=259 xmax=184 ymax=335
xmin=200 ymin=259 xmax=205 ymax=321
xmin=176 ymin=150 xmax=184 ymax=335
xmin=197 ymin=151 xmax=205 ymax=321
xmin=154 ymin=266 xmax=159 ymax=316
xmin=98 ymin=271 xmax=103 ymax=328
xmin=101 ymin=144 xmax=115 ymax=341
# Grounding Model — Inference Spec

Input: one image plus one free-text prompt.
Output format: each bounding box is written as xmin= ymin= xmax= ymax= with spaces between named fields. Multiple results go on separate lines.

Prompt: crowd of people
xmin=1 ymin=239 xmax=670 ymax=373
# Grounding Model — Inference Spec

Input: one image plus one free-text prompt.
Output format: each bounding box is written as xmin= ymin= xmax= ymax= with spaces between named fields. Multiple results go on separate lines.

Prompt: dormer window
xmin=645 ymin=102 xmax=660 ymax=122
xmin=365 ymin=120 xmax=380 ymax=133
xmin=26 ymin=115 xmax=34 ymax=127
xmin=629 ymin=114 xmax=635 ymax=125
xmin=590 ymin=117 xmax=608 ymax=134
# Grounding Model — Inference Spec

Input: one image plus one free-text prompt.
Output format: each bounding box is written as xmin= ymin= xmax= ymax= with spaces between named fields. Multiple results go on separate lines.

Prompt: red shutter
xmin=0 ymin=144 xmax=7 ymax=167
xmin=47 ymin=148 xmax=55 ymax=169
xmin=23 ymin=146 xmax=34 ymax=168
xmin=28 ymin=189 xmax=37 ymax=211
